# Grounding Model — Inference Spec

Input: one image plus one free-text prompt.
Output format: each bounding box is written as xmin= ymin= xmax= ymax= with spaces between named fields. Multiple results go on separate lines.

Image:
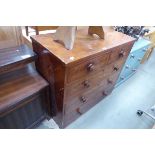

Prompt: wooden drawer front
xmin=65 ymin=56 xmax=125 ymax=101
xmin=65 ymin=73 xmax=106 ymax=101
xmin=63 ymin=89 xmax=104 ymax=127
xmin=65 ymin=84 xmax=114 ymax=115
xmin=65 ymin=71 xmax=120 ymax=113
xmin=66 ymin=60 xmax=121 ymax=101
xmin=108 ymin=44 xmax=131 ymax=64
xmin=103 ymin=58 xmax=126 ymax=78
xmin=63 ymin=83 xmax=114 ymax=127
xmin=67 ymin=52 xmax=110 ymax=83
xmin=63 ymin=72 xmax=120 ymax=127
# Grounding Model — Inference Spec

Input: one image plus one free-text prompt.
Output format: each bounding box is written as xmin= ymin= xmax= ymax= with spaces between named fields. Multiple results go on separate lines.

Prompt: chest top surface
xmin=31 ymin=28 xmax=135 ymax=65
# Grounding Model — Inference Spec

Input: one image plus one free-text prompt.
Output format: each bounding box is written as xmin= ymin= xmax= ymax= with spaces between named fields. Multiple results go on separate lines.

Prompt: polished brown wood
xmin=52 ymin=26 xmax=105 ymax=50
xmin=0 ymin=64 xmax=50 ymax=129
xmin=31 ymin=27 xmax=135 ymax=128
xmin=52 ymin=26 xmax=104 ymax=50
xmin=0 ymin=44 xmax=36 ymax=75
xmin=0 ymin=64 xmax=49 ymax=114
xmin=31 ymin=28 xmax=135 ymax=65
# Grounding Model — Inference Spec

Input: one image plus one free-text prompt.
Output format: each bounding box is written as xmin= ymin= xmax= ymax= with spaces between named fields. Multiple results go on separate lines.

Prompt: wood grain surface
xmin=0 ymin=65 xmax=49 ymax=115
xmin=31 ymin=27 xmax=135 ymax=65
xmin=0 ymin=44 xmax=36 ymax=75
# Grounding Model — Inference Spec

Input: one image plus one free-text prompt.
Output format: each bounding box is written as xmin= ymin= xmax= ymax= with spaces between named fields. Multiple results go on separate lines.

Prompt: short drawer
xmin=117 ymin=70 xmax=131 ymax=84
xmin=66 ymin=52 xmax=110 ymax=83
xmin=130 ymin=51 xmax=145 ymax=62
xmin=104 ymin=58 xmax=126 ymax=77
xmin=122 ymin=64 xmax=136 ymax=78
xmin=139 ymin=46 xmax=149 ymax=53
xmin=123 ymin=52 xmax=143 ymax=73
xmin=108 ymin=44 xmax=131 ymax=64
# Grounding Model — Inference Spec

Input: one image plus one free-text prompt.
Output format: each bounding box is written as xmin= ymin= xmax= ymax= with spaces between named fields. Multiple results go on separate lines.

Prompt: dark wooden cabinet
xmin=0 ymin=45 xmax=50 ymax=129
xmin=31 ymin=28 xmax=135 ymax=128
xmin=0 ymin=45 xmax=36 ymax=75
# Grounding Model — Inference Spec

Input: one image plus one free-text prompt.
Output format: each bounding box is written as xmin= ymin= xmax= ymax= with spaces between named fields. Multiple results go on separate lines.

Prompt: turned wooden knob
xmin=142 ymin=48 xmax=147 ymax=51
xmin=125 ymin=65 xmax=130 ymax=69
xmin=83 ymin=80 xmax=90 ymax=88
xmin=119 ymin=50 xmax=126 ymax=58
xmin=120 ymin=76 xmax=125 ymax=80
xmin=113 ymin=66 xmax=119 ymax=71
xmin=80 ymin=96 xmax=87 ymax=103
xmin=107 ymin=79 xmax=113 ymax=84
xmin=132 ymin=69 xmax=137 ymax=72
xmin=138 ymin=58 xmax=142 ymax=61
xmin=76 ymin=108 xmax=82 ymax=115
xmin=87 ymin=63 xmax=94 ymax=71
xmin=102 ymin=91 xmax=108 ymax=96
xmin=130 ymin=54 xmax=135 ymax=58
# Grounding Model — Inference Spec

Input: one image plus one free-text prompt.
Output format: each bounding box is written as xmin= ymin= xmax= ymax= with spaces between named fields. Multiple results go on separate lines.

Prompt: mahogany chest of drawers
xmin=31 ymin=28 xmax=135 ymax=128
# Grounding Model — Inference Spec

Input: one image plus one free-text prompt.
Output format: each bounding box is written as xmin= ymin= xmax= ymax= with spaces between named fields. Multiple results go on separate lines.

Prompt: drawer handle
xmin=142 ymin=48 xmax=147 ymax=51
xmin=119 ymin=50 xmax=126 ymax=58
xmin=138 ymin=58 xmax=142 ymax=61
xmin=120 ymin=76 xmax=125 ymax=80
xmin=102 ymin=91 xmax=108 ymax=96
xmin=87 ymin=63 xmax=95 ymax=71
xmin=130 ymin=54 xmax=135 ymax=58
xmin=83 ymin=80 xmax=90 ymax=88
xmin=125 ymin=65 xmax=130 ymax=69
xmin=132 ymin=69 xmax=137 ymax=72
xmin=80 ymin=96 xmax=87 ymax=103
xmin=113 ymin=66 xmax=119 ymax=71
xmin=107 ymin=79 xmax=113 ymax=84
xmin=76 ymin=108 xmax=83 ymax=115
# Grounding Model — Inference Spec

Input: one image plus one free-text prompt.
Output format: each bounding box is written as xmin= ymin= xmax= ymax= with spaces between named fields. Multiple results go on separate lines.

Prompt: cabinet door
xmin=0 ymin=26 xmax=23 ymax=50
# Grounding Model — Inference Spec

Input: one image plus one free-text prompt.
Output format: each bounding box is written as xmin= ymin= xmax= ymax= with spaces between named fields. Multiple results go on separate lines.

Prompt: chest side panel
xmin=32 ymin=40 xmax=66 ymax=116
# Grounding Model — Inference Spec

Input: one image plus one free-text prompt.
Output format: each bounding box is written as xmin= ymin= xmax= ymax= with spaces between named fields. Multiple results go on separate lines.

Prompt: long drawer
xmin=108 ymin=43 xmax=131 ymax=64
